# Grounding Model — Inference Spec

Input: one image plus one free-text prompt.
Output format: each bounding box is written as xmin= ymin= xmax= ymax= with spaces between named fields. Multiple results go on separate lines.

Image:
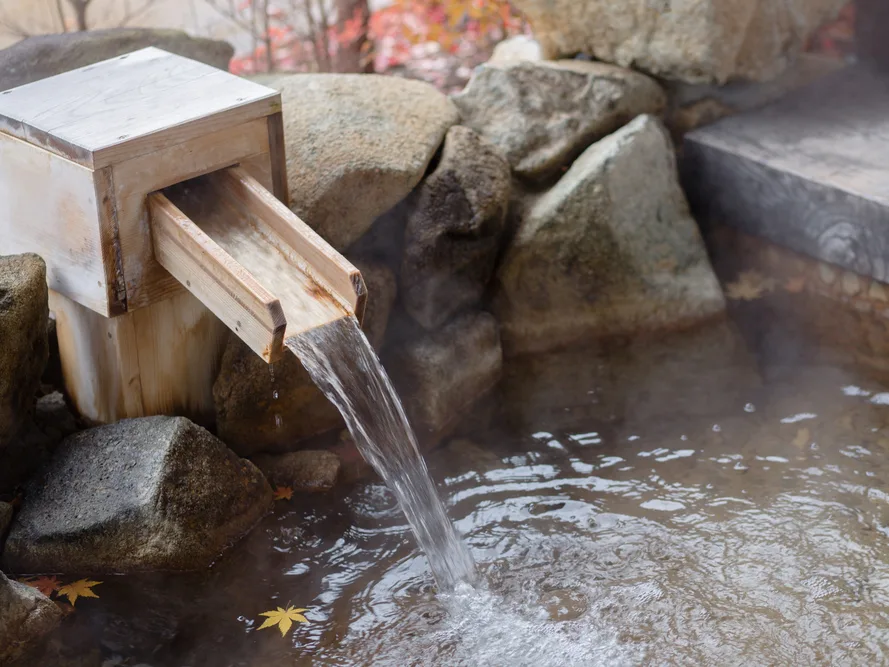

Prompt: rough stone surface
xmin=350 ymin=258 xmax=397 ymax=350
xmin=665 ymin=54 xmax=846 ymax=138
xmin=385 ymin=311 xmax=503 ymax=444
xmin=488 ymin=35 xmax=543 ymax=64
xmin=511 ymin=0 xmax=847 ymax=84
xmin=0 ymin=28 xmax=234 ymax=91
xmin=451 ymin=60 xmax=666 ymax=181
xmin=268 ymin=74 xmax=460 ymax=249
xmin=213 ymin=334 xmax=342 ymax=457
xmin=493 ymin=115 xmax=726 ymax=356
xmin=401 ymin=126 xmax=511 ymax=330
xmin=3 ymin=416 xmax=272 ymax=574
xmin=0 ymin=254 xmax=48 ymax=449
xmin=251 ymin=450 xmax=341 ymax=491
xmin=0 ymin=571 xmax=62 ymax=664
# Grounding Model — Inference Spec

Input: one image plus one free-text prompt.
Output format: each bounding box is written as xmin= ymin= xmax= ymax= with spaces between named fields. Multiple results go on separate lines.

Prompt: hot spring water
xmin=287 ymin=316 xmax=477 ymax=591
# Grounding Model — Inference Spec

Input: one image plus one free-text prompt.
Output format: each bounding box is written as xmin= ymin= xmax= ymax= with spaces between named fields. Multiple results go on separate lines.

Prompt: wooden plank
xmin=112 ymin=117 xmax=270 ymax=310
xmin=163 ymin=171 xmax=354 ymax=341
xmin=682 ymin=65 xmax=889 ymax=283
xmin=149 ymin=192 xmax=286 ymax=363
xmin=0 ymin=47 xmax=280 ymax=169
xmin=266 ymin=112 xmax=290 ymax=206
xmin=0 ymin=132 xmax=113 ymax=315
xmin=50 ymin=290 xmax=145 ymax=423
xmin=210 ymin=166 xmax=366 ymax=321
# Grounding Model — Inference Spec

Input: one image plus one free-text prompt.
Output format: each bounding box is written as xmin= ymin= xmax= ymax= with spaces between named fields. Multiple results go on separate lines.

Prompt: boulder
xmin=350 ymin=258 xmax=397 ymax=350
xmin=489 ymin=35 xmax=544 ymax=64
xmin=0 ymin=571 xmax=62 ymax=664
xmin=3 ymin=416 xmax=272 ymax=574
xmin=385 ymin=311 xmax=503 ymax=445
xmin=493 ymin=115 xmax=725 ymax=356
xmin=511 ymin=0 xmax=847 ymax=84
xmin=213 ymin=334 xmax=342 ymax=457
xmin=401 ymin=126 xmax=511 ymax=330
xmin=250 ymin=450 xmax=341 ymax=491
xmin=0 ymin=254 xmax=48 ymax=449
xmin=451 ymin=60 xmax=666 ymax=182
xmin=0 ymin=28 xmax=234 ymax=91
xmin=266 ymin=74 xmax=460 ymax=249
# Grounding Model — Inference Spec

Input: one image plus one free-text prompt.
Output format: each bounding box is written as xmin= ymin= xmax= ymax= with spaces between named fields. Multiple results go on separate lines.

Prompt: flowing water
xmin=285 ymin=317 xmax=477 ymax=591
xmin=22 ymin=305 xmax=889 ymax=666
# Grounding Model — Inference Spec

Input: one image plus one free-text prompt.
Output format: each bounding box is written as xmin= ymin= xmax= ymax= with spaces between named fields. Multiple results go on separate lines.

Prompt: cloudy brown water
xmin=29 ymin=303 xmax=889 ymax=666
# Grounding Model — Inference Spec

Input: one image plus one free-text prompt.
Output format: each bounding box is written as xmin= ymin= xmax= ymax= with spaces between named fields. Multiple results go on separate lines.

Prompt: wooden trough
xmin=0 ymin=47 xmax=366 ymax=424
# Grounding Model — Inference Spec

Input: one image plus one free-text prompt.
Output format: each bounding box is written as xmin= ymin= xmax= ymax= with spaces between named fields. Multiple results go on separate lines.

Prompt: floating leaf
xmin=725 ymin=270 xmax=775 ymax=301
xmin=258 ymin=606 xmax=309 ymax=637
xmin=793 ymin=428 xmax=811 ymax=449
xmin=57 ymin=579 xmax=101 ymax=606
xmin=21 ymin=575 xmax=62 ymax=598
xmin=784 ymin=276 xmax=807 ymax=294
xmin=273 ymin=486 xmax=293 ymax=501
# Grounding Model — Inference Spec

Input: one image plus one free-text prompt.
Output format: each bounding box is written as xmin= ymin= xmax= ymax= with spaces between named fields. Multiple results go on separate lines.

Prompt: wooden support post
xmin=51 ymin=289 xmax=230 ymax=425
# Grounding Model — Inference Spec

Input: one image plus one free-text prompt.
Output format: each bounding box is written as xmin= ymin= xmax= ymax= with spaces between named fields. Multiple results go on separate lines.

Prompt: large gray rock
xmin=268 ymin=74 xmax=460 ymax=249
xmin=386 ymin=311 xmax=503 ymax=445
xmin=213 ymin=334 xmax=342 ymax=457
xmin=0 ymin=254 xmax=48 ymax=449
xmin=0 ymin=28 xmax=234 ymax=91
xmin=451 ymin=60 xmax=666 ymax=182
xmin=488 ymin=35 xmax=544 ymax=64
xmin=511 ymin=0 xmax=847 ymax=85
xmin=401 ymin=126 xmax=511 ymax=330
xmin=350 ymin=258 xmax=397 ymax=350
xmin=493 ymin=115 xmax=725 ymax=356
xmin=0 ymin=571 xmax=62 ymax=664
xmin=3 ymin=416 xmax=272 ymax=574
xmin=250 ymin=450 xmax=341 ymax=492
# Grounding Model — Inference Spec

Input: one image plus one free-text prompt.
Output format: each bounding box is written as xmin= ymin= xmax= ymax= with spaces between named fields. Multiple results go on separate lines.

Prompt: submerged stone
xmin=268 ymin=74 xmax=460 ymax=249
xmin=493 ymin=115 xmax=725 ymax=355
xmin=0 ymin=571 xmax=61 ymax=664
xmin=401 ymin=126 xmax=511 ymax=330
xmin=451 ymin=60 xmax=666 ymax=182
xmin=511 ymin=0 xmax=847 ymax=84
xmin=3 ymin=416 xmax=272 ymax=574
xmin=0 ymin=254 xmax=48 ymax=450
xmin=250 ymin=450 xmax=341 ymax=492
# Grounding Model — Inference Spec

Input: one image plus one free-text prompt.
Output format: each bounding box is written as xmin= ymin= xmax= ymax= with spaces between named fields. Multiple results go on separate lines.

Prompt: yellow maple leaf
xmin=257 ymin=606 xmax=309 ymax=637
xmin=725 ymin=270 xmax=775 ymax=301
xmin=57 ymin=579 xmax=101 ymax=606
xmin=21 ymin=575 xmax=62 ymax=597
xmin=273 ymin=486 xmax=293 ymax=501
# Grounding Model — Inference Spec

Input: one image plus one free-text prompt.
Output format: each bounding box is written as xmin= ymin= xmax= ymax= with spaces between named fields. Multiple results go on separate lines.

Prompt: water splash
xmin=286 ymin=316 xmax=477 ymax=590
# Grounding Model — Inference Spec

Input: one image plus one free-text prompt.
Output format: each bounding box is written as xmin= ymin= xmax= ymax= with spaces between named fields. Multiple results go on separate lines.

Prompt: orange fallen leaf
xmin=21 ymin=575 xmax=62 ymax=597
xmin=784 ymin=276 xmax=806 ymax=293
xmin=725 ymin=270 xmax=776 ymax=301
xmin=793 ymin=428 xmax=811 ymax=449
xmin=258 ymin=605 xmax=309 ymax=637
xmin=57 ymin=579 xmax=101 ymax=606
xmin=273 ymin=486 xmax=293 ymax=501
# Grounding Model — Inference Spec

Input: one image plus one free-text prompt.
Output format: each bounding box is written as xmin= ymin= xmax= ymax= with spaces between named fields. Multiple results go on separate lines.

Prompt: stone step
xmin=681 ymin=64 xmax=889 ymax=283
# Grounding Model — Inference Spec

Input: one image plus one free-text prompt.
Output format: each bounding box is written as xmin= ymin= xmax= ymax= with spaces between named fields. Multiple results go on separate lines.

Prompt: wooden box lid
xmin=0 ymin=47 xmax=280 ymax=170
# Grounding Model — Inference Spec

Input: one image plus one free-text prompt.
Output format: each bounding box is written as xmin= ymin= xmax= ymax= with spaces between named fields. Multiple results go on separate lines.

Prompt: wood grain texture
xmin=164 ymin=168 xmax=359 ymax=344
xmin=50 ymin=288 xmax=228 ymax=425
xmin=682 ymin=65 xmax=889 ymax=282
xmin=112 ymin=117 xmax=270 ymax=310
xmin=0 ymin=132 xmax=114 ymax=315
xmin=0 ymin=47 xmax=280 ymax=169
xmin=266 ymin=112 xmax=289 ymax=205
xmin=149 ymin=191 xmax=287 ymax=363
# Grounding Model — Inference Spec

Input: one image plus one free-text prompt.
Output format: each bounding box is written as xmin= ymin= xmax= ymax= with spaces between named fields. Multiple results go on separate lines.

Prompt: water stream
xmin=285 ymin=316 xmax=477 ymax=591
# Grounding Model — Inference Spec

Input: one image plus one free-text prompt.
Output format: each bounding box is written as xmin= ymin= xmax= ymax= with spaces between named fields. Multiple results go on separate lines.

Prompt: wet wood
xmin=50 ymin=289 xmax=228 ymax=424
xmin=682 ymin=65 xmax=889 ymax=282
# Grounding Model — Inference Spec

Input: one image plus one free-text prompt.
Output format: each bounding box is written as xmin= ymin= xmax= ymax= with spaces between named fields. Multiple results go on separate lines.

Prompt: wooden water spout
xmin=0 ymin=47 xmax=365 ymax=424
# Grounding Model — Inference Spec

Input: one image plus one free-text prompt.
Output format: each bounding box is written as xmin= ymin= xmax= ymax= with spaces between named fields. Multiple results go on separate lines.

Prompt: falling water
xmin=286 ymin=316 xmax=477 ymax=590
